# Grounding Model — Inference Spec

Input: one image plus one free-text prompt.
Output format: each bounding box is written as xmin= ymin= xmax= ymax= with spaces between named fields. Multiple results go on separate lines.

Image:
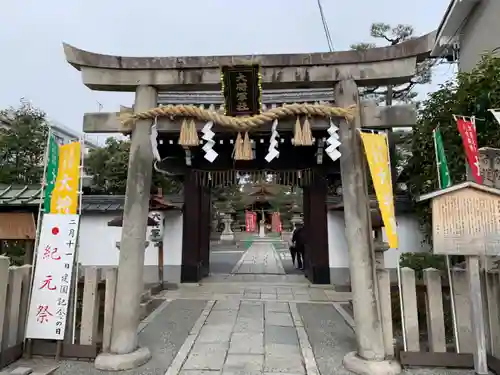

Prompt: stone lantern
xmin=109 ymin=215 xmax=158 ymax=250
xmin=370 ymin=205 xmax=394 ymax=358
xmin=289 ymin=202 xmax=303 ymax=228
xmin=220 ymin=203 xmax=235 ymax=241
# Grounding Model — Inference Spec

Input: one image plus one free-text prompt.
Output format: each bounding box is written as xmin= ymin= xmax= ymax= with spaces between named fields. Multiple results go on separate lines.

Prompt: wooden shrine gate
xmin=64 ymin=31 xmax=435 ymax=374
xmin=178 ymin=168 xmax=331 ymax=284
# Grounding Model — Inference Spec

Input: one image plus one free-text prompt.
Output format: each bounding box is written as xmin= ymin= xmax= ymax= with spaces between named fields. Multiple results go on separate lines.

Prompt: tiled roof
xmin=0 ymin=185 xmax=183 ymax=212
xmin=0 ymin=185 xmax=42 ymax=205
xmin=327 ymin=194 xmax=413 ymax=213
xmin=81 ymin=194 xmax=183 ymax=212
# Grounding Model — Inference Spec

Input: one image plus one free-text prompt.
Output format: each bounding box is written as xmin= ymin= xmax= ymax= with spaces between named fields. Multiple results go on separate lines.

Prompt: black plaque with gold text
xmin=222 ymin=65 xmax=261 ymax=117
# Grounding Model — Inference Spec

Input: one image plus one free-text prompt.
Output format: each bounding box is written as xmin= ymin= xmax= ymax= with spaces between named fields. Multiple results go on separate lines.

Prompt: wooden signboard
xmin=418 ymin=182 xmax=494 ymax=375
xmin=479 ymin=147 xmax=500 ymax=188
xmin=431 ymin=187 xmax=500 ymax=256
xmin=221 ymin=65 xmax=261 ymax=117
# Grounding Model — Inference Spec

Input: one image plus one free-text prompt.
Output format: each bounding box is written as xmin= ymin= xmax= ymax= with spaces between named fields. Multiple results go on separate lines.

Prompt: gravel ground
xmin=54 ymin=299 xmax=207 ymax=375
xmin=210 ymin=252 xmax=242 ymax=274
xmin=298 ymin=302 xmax=357 ymax=375
xmin=297 ymin=303 xmax=477 ymax=375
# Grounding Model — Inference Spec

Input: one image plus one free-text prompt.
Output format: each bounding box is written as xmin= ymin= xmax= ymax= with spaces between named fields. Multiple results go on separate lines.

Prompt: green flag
xmin=433 ymin=127 xmax=452 ymax=189
xmin=44 ymin=133 xmax=59 ymax=212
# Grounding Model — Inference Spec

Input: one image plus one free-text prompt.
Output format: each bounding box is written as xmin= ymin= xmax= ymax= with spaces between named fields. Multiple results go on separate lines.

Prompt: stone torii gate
xmin=63 ymin=31 xmax=435 ymax=374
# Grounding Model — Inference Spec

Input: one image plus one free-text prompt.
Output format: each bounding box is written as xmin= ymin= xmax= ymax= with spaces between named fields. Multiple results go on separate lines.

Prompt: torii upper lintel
xmin=62 ymin=31 xmax=436 ymax=91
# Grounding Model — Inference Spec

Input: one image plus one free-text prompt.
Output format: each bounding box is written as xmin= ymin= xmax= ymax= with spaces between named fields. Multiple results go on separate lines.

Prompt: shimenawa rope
xmin=120 ymin=103 xmax=356 ymax=159
xmin=120 ymin=103 xmax=357 ymax=131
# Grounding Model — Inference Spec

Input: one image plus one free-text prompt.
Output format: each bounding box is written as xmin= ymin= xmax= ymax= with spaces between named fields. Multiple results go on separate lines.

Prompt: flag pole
xmin=433 ymin=127 xmax=460 ymax=353
xmin=71 ymin=137 xmax=85 ymax=344
xmin=25 ymin=125 xmax=52 ymax=351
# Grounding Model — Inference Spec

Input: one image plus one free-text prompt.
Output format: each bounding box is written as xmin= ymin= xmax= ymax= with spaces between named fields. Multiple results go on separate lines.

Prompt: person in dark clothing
xmin=291 ymin=223 xmax=306 ymax=270
xmin=289 ymin=225 xmax=298 ymax=267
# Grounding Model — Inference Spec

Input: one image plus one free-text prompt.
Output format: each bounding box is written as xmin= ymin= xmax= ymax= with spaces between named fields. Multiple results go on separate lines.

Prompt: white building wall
xmin=78 ymin=210 xmax=183 ymax=284
xmin=76 ymin=209 xmax=428 ymax=286
xmin=327 ymin=211 xmax=429 ymax=285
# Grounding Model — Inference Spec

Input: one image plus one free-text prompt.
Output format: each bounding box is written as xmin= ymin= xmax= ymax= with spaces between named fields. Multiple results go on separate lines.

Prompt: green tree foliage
xmin=0 ymin=100 xmax=49 ymax=184
xmin=408 ymin=54 xmax=500 ymax=234
xmin=350 ymin=23 xmax=435 ymax=186
xmin=351 ymin=22 xmax=433 ymax=103
xmin=85 ymin=137 xmax=181 ymax=195
xmin=399 ymin=252 xmax=446 ymax=279
xmin=0 ymin=100 xmax=50 ymax=264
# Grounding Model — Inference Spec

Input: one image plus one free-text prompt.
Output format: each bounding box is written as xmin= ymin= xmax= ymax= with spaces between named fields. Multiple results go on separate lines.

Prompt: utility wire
xmin=316 ymin=0 xmax=334 ymax=52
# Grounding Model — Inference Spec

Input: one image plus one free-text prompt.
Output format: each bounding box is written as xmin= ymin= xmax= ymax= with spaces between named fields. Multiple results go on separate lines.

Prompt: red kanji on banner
xmin=245 ymin=211 xmax=257 ymax=232
xmin=456 ymin=116 xmax=482 ymax=184
xmin=272 ymin=212 xmax=282 ymax=233
xmin=36 ymin=305 xmax=53 ymax=323
xmin=39 ymin=275 xmax=57 ymax=291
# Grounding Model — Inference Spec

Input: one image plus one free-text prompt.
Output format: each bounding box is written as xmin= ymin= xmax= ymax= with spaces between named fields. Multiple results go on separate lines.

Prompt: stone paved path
xmin=167 ymin=300 xmax=314 ymax=375
xmin=231 ymin=242 xmax=285 ymax=275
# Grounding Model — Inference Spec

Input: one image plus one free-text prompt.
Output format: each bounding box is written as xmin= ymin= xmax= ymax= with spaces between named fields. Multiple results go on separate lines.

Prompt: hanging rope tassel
xmin=188 ymin=119 xmax=199 ymax=146
xmin=178 ymin=119 xmax=189 ymax=145
xmin=242 ymin=132 xmax=253 ymax=160
xmin=301 ymin=116 xmax=313 ymax=146
xmin=234 ymin=132 xmax=244 ymax=160
xmin=293 ymin=116 xmax=303 ymax=146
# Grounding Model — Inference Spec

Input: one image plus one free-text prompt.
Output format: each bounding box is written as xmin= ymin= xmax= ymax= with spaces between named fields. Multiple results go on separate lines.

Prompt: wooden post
xmin=0 ymin=256 xmax=10 ymax=352
xmin=80 ymin=267 xmax=100 ymax=345
xmin=4 ymin=267 xmax=23 ymax=349
xmin=334 ymin=79 xmax=385 ymax=361
xmin=157 ymin=241 xmax=164 ymax=286
xmin=400 ymin=267 xmax=420 ymax=351
xmin=23 ymin=240 xmax=34 ymax=265
xmin=102 ymin=268 xmax=117 ymax=353
xmin=181 ymin=170 xmax=202 ymax=282
xmin=468 ymin=256 xmax=488 ymax=374
xmin=199 ymin=188 xmax=211 ymax=278
xmin=302 ymin=174 xmax=329 ymax=284
xmin=423 ymin=268 xmax=446 ymax=353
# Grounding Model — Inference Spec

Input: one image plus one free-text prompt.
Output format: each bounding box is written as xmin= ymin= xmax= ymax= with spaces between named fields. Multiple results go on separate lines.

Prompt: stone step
xmin=138 ymin=282 xmax=165 ymax=320
xmin=140 ymin=289 xmax=152 ymax=303
xmin=139 ymin=299 xmax=152 ymax=320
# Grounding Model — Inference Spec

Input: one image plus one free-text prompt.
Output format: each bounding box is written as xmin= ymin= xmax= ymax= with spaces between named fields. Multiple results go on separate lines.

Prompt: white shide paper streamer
xmin=325 ymin=118 xmax=341 ymax=161
xmin=265 ymin=119 xmax=280 ymax=162
xmin=201 ymin=121 xmax=218 ymax=162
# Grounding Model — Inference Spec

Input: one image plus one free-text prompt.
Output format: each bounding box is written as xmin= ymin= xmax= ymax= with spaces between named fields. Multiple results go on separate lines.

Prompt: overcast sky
xmin=0 ymin=0 xmax=453 ymax=140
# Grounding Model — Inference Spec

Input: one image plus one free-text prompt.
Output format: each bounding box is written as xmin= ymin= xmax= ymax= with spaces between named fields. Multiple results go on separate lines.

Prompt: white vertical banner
xmin=25 ymin=214 xmax=80 ymax=340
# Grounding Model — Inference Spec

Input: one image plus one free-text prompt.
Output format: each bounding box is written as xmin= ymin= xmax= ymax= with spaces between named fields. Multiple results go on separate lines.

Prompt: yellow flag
xmin=50 ymin=142 xmax=81 ymax=214
xmin=359 ymin=132 xmax=398 ymax=249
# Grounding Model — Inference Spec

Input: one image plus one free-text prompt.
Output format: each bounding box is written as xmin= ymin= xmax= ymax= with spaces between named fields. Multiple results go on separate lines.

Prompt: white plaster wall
xmin=78 ymin=211 xmax=183 ymax=281
xmin=327 ymin=211 xmax=429 ymax=269
xmin=162 ymin=212 xmax=183 ymax=267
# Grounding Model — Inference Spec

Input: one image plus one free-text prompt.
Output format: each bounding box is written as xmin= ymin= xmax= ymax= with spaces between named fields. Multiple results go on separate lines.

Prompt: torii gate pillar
xmin=336 ymin=79 xmax=401 ymax=375
xmin=95 ymin=85 xmax=157 ymax=371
